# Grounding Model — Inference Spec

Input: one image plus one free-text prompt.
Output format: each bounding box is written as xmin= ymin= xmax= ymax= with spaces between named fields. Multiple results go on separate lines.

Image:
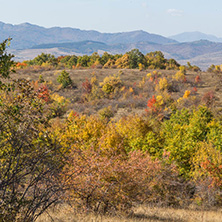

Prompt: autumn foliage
xmin=1 ymin=39 xmax=222 ymax=221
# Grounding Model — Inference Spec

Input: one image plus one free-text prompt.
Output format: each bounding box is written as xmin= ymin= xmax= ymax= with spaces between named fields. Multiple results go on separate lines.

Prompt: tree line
xmin=16 ymin=49 xmax=182 ymax=70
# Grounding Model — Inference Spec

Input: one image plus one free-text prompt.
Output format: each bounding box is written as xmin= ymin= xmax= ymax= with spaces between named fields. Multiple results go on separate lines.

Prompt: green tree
xmin=67 ymin=55 xmax=78 ymax=68
xmin=161 ymin=106 xmax=213 ymax=176
xmin=126 ymin=49 xmax=146 ymax=69
xmin=59 ymin=55 xmax=78 ymax=69
xmin=146 ymin=51 xmax=166 ymax=69
xmin=57 ymin=70 xmax=73 ymax=88
xmin=100 ymin=52 xmax=114 ymax=66
xmin=88 ymin=52 xmax=100 ymax=67
xmin=77 ymin=55 xmax=90 ymax=67
xmin=28 ymin=53 xmax=57 ymax=66
xmin=0 ymin=38 xmax=14 ymax=81
xmin=166 ymin=58 xmax=180 ymax=70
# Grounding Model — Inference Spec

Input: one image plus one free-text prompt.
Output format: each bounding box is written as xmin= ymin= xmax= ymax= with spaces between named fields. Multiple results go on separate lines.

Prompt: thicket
xmin=1 ymin=39 xmax=222 ymax=221
xmin=16 ymin=49 xmax=185 ymax=71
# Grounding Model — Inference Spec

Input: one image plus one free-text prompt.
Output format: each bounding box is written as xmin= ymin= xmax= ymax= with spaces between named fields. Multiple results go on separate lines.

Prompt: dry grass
xmin=12 ymin=67 xmax=222 ymax=117
xmin=37 ymin=204 xmax=222 ymax=222
xmin=13 ymin=68 xmax=149 ymax=86
xmin=13 ymin=68 xmax=222 ymax=97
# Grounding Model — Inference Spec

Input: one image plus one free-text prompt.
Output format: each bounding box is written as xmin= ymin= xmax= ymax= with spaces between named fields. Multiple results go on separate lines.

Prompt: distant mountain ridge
xmin=1 ymin=21 xmax=222 ymax=70
xmin=169 ymin=31 xmax=222 ymax=43
xmin=0 ymin=21 xmax=176 ymax=49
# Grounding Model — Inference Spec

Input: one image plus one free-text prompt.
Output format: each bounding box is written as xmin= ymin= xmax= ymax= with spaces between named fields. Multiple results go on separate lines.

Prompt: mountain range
xmin=0 ymin=21 xmax=176 ymax=49
xmin=1 ymin=21 xmax=222 ymax=70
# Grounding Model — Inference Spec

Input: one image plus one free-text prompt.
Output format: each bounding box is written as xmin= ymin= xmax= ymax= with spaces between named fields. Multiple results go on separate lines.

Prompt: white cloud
xmin=167 ymin=9 xmax=183 ymax=16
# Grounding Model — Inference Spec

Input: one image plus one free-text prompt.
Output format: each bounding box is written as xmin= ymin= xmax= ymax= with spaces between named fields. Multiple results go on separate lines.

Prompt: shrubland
xmin=1 ymin=39 xmax=222 ymax=221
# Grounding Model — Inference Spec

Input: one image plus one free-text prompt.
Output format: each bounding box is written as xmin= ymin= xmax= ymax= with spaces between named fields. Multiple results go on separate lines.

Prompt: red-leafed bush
xmin=201 ymin=91 xmax=215 ymax=107
xmin=37 ymin=85 xmax=50 ymax=102
xmin=147 ymin=95 xmax=156 ymax=108
xmin=16 ymin=62 xmax=27 ymax=69
xmin=82 ymin=78 xmax=92 ymax=94
xmin=146 ymin=95 xmax=157 ymax=113
xmin=201 ymin=160 xmax=222 ymax=188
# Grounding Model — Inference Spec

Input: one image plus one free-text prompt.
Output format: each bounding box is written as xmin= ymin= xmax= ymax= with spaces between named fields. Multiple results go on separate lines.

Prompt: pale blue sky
xmin=1 ymin=0 xmax=222 ymax=37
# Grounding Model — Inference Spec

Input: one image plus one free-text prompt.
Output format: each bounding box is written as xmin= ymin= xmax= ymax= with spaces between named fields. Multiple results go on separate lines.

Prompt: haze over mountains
xmin=1 ymin=21 xmax=222 ymax=70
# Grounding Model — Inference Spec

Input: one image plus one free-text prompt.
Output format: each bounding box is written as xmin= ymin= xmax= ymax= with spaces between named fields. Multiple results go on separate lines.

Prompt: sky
xmin=1 ymin=0 xmax=222 ymax=37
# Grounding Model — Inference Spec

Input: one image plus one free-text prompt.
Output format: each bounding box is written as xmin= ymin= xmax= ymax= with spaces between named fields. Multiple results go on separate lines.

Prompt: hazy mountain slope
xmin=0 ymin=21 xmax=176 ymax=49
xmin=31 ymin=41 xmax=111 ymax=54
xmin=26 ymin=40 xmax=222 ymax=70
xmin=31 ymin=39 xmax=222 ymax=60
xmin=103 ymin=30 xmax=176 ymax=44
xmin=31 ymin=40 xmax=162 ymax=54
xmin=178 ymin=51 xmax=222 ymax=70
xmin=169 ymin=31 xmax=222 ymax=43
xmin=0 ymin=22 xmax=55 ymax=49
xmin=160 ymin=40 xmax=222 ymax=59
xmin=9 ymin=48 xmax=77 ymax=61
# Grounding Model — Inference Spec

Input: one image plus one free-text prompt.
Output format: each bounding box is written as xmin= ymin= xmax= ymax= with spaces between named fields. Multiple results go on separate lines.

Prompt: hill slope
xmin=32 ymin=39 xmax=222 ymax=58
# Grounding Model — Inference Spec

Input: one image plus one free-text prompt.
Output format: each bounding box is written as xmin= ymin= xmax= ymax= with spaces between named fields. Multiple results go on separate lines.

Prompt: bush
xmin=201 ymin=91 xmax=215 ymax=107
xmin=98 ymin=106 xmax=114 ymax=120
xmin=100 ymin=74 xmax=123 ymax=96
xmin=62 ymin=149 xmax=193 ymax=215
xmin=57 ymin=70 xmax=73 ymax=88
xmin=50 ymin=93 xmax=70 ymax=118
xmin=81 ymin=76 xmax=102 ymax=101
xmin=161 ymin=106 xmax=214 ymax=176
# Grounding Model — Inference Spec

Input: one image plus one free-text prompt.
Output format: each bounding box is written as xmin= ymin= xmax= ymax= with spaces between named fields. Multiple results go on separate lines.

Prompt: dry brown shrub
xmin=61 ymin=148 xmax=193 ymax=215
